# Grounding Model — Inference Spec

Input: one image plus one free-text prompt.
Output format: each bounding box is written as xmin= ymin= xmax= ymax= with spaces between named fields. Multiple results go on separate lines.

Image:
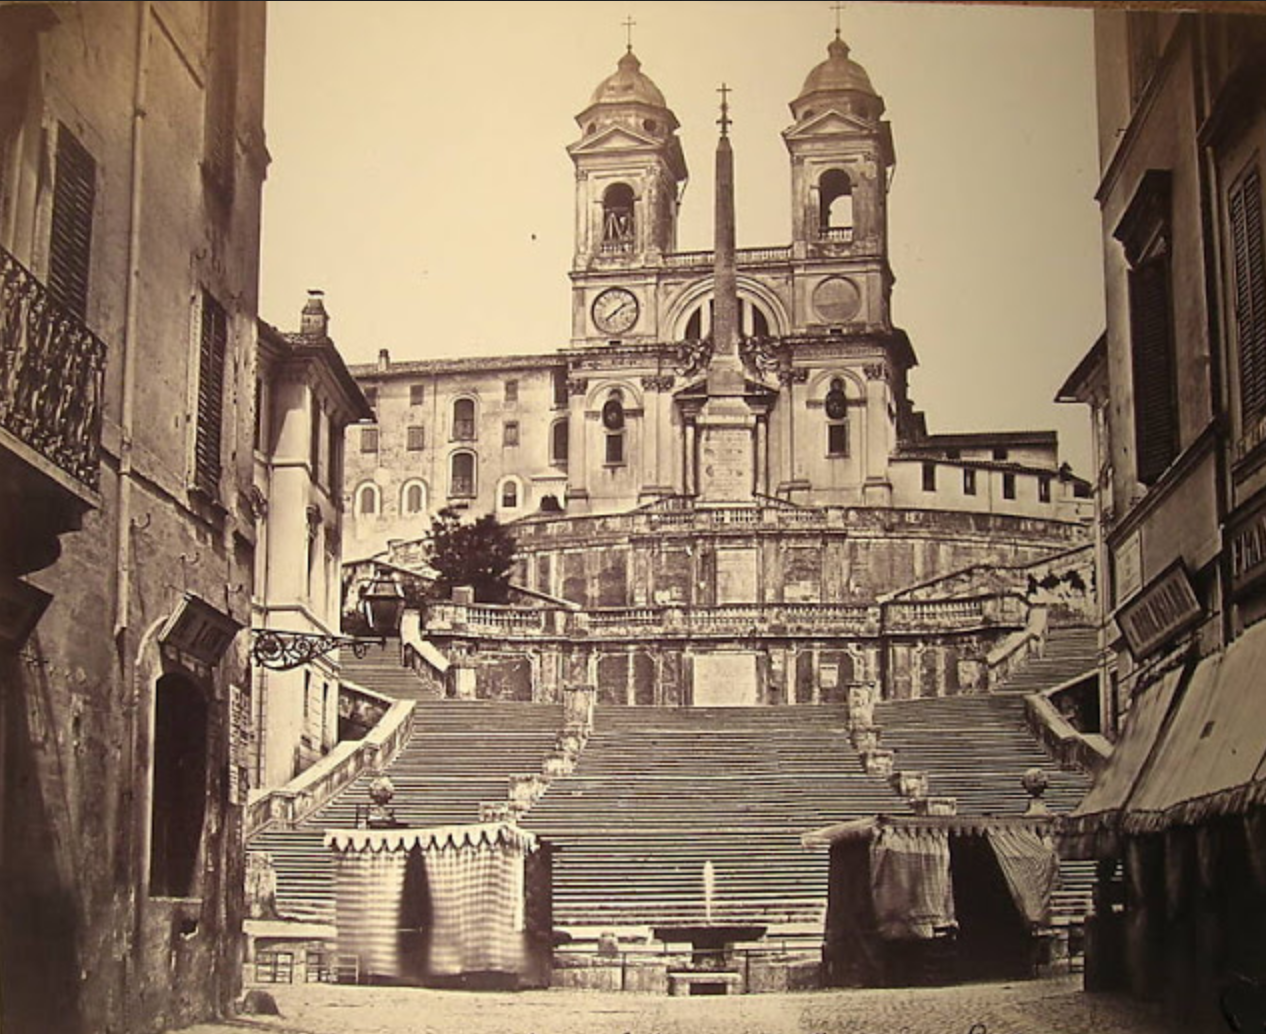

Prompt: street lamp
xmin=250 ymin=572 xmax=406 ymax=672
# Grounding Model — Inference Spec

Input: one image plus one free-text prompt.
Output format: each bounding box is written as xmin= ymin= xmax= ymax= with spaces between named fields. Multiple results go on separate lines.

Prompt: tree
xmin=425 ymin=506 xmax=518 ymax=603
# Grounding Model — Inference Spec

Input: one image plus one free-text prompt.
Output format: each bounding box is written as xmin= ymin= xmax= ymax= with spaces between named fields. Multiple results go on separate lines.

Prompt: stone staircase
xmin=249 ymin=700 xmax=562 ymax=922
xmin=993 ymin=625 xmax=1098 ymax=694
xmin=525 ymin=705 xmax=898 ymax=931
xmin=339 ymin=638 xmax=441 ymax=701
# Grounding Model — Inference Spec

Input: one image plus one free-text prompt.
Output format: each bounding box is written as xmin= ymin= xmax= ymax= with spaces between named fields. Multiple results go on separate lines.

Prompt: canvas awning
xmin=1121 ymin=621 xmax=1266 ymax=834
xmin=1059 ymin=662 xmax=1186 ymax=858
xmin=803 ymin=813 xmax=1055 ymax=850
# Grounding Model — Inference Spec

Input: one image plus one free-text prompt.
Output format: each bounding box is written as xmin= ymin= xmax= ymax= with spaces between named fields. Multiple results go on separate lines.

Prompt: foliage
xmin=425 ymin=506 xmax=518 ymax=603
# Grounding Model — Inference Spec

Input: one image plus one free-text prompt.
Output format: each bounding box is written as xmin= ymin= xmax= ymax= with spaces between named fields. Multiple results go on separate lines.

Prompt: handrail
xmin=245 ymin=698 xmax=416 ymax=837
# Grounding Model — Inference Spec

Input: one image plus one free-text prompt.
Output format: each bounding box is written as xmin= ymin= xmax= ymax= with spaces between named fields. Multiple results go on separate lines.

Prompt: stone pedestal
xmin=861 ymin=749 xmax=895 ymax=776
xmin=696 ymin=396 xmax=755 ymax=505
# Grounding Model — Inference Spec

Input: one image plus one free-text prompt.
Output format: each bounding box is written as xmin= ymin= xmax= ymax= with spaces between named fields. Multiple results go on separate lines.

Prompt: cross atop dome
xmin=717 ymin=83 xmax=732 ymax=138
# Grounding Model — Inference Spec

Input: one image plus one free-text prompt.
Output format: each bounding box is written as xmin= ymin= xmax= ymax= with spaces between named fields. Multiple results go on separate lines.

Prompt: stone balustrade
xmin=421 ymin=594 xmax=1026 ymax=643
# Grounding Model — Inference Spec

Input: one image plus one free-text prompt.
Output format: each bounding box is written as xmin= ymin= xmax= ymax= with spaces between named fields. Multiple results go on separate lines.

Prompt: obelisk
xmin=697 ymin=85 xmax=756 ymax=504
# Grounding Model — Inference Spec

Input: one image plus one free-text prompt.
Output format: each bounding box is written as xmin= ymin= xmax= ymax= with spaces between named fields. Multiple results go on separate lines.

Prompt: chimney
xmin=300 ymin=290 xmax=329 ymax=337
xmin=378 ymin=349 xmax=391 ymax=372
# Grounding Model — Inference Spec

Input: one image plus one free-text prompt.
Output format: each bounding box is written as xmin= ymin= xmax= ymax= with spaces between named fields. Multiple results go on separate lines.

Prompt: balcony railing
xmin=0 ymin=245 xmax=105 ymax=492
xmin=662 ymin=245 xmax=793 ymax=269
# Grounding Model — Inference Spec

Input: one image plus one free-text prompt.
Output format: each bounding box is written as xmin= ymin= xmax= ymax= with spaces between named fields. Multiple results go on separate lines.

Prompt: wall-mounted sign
xmin=158 ymin=593 xmax=242 ymax=669
xmin=1229 ymin=499 xmax=1266 ymax=596
xmin=1115 ymin=561 xmax=1201 ymax=660
xmin=1113 ymin=530 xmax=1143 ymax=605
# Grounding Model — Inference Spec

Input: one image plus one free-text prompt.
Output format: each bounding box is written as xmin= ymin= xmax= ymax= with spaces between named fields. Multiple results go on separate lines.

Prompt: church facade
xmin=345 ymin=34 xmax=1093 ymax=707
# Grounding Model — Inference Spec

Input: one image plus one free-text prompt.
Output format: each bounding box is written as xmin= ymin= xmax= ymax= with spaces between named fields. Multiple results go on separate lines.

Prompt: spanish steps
xmin=249 ymin=626 xmax=1099 ymax=933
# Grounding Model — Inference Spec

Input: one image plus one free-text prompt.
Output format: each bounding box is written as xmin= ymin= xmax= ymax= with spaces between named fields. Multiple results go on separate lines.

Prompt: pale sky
xmin=260 ymin=1 xmax=1105 ymax=474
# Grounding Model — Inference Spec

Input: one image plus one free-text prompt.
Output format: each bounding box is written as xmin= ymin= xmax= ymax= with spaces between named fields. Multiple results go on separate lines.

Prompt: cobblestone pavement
xmin=181 ymin=975 xmax=1172 ymax=1034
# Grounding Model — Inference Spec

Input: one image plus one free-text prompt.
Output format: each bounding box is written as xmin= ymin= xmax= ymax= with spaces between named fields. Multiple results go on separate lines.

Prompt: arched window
xmin=401 ymin=480 xmax=427 ymax=516
xmin=603 ymin=389 xmax=626 ymax=465
xmin=501 ymin=479 xmax=519 ymax=509
xmin=150 ymin=674 xmax=208 ymax=897
xmin=551 ymin=418 xmax=570 ymax=467
xmin=819 ymin=169 xmax=854 ymax=239
xmin=450 ymin=451 xmax=476 ymax=497
xmin=356 ymin=482 xmax=379 ymax=516
xmin=825 ymin=377 xmax=849 ymax=457
xmin=602 ymin=183 xmax=635 ymax=251
xmin=452 ymin=397 xmax=476 ymax=441
xmin=682 ymin=297 xmax=771 ymax=341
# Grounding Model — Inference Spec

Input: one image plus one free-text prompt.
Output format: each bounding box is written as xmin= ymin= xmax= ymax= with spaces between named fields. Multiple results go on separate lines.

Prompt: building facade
xmin=1062 ymin=11 xmax=1266 ymax=1032
xmin=253 ymin=293 xmax=372 ymax=790
xmin=0 ymin=3 xmax=267 ymax=1031
xmin=345 ymin=34 xmax=1094 ymax=708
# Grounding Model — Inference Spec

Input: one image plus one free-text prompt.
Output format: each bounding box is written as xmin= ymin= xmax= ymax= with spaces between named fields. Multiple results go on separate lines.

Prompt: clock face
xmin=592 ymin=288 xmax=640 ymax=335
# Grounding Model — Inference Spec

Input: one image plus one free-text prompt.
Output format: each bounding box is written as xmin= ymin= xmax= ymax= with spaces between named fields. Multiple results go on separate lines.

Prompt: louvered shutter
xmin=1130 ymin=257 xmax=1178 ymax=485
xmin=1232 ymin=168 xmax=1266 ymax=422
xmin=195 ymin=293 xmax=227 ymax=494
xmin=48 ymin=123 xmax=95 ymax=321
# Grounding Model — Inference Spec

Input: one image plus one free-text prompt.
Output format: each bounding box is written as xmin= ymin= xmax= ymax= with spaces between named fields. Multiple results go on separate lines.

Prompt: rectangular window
xmin=606 ymin=432 xmax=625 ymax=465
xmin=504 ymin=421 xmax=519 ymax=447
xmin=360 ymin=426 xmax=378 ymax=454
xmin=253 ymin=375 xmax=264 ymax=452
xmin=1127 ymin=12 xmax=1160 ymax=104
xmin=410 ymin=383 xmax=425 ymax=407
xmin=553 ymin=370 xmax=569 ymax=408
xmin=327 ymin=423 xmax=342 ymax=494
xmin=922 ymin=461 xmax=936 ymax=492
xmin=407 ymin=425 xmax=426 ymax=451
xmin=504 ymin=379 xmax=518 ymax=404
xmin=1231 ymin=165 xmax=1266 ymax=429
xmin=309 ymin=396 xmax=322 ymax=478
xmin=363 ymin=386 xmax=378 ymax=413
xmin=1039 ymin=476 xmax=1052 ymax=503
xmin=963 ymin=468 xmax=977 ymax=496
xmin=48 ymin=123 xmax=96 ymax=321
xmin=1003 ymin=472 xmax=1017 ymax=500
xmin=194 ymin=291 xmax=228 ymax=495
xmin=828 ymin=422 xmax=849 ymax=457
xmin=204 ymin=0 xmax=238 ymax=196
xmin=1117 ymin=170 xmax=1177 ymax=486
xmin=992 ymin=447 xmax=1008 ymax=461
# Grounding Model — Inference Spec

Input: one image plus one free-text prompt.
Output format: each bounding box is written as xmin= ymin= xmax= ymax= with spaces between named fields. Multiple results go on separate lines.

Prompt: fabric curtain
xmin=985 ymin=827 xmax=1058 ymax=926
xmin=423 ymin=836 xmax=527 ymax=975
xmin=333 ymin=846 xmax=410 ymax=980
xmin=869 ymin=826 xmax=954 ymax=940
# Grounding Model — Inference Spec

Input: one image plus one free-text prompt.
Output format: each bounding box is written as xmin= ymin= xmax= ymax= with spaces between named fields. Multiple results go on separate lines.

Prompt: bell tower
xmin=568 ymin=44 xmax=687 ymax=345
xmin=783 ymin=30 xmax=895 ymax=332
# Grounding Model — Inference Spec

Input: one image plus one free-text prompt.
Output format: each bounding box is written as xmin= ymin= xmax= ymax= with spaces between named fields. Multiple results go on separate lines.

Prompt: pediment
xmin=568 ymin=124 xmax=661 ymax=156
xmin=783 ymin=109 xmax=874 ymax=141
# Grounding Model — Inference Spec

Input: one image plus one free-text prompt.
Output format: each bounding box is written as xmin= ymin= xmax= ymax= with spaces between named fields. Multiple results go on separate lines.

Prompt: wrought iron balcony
xmin=0 ymin=244 xmax=105 ymax=493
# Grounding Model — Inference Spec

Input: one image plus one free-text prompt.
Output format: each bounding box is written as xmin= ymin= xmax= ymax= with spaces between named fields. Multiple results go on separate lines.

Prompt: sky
xmin=260 ymin=1 xmax=1105 ymax=474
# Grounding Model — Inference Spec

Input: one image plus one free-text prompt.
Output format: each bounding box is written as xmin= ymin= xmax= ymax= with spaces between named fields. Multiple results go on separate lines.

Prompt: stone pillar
xmin=754 ymin=416 xmax=768 ymax=496
xmin=863 ymin=364 xmax=892 ymax=506
xmin=566 ymin=377 xmax=590 ymax=510
xmin=684 ymin=420 xmax=697 ymax=496
xmin=452 ymin=664 xmax=477 ymax=700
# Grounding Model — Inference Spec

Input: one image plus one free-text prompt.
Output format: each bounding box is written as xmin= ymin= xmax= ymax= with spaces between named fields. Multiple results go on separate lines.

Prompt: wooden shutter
xmin=195 ymin=292 xmax=227 ymax=494
xmin=1130 ymin=257 xmax=1178 ymax=484
xmin=48 ymin=123 xmax=96 ymax=320
xmin=1232 ymin=167 xmax=1266 ymax=422
xmin=407 ymin=425 xmax=425 ymax=451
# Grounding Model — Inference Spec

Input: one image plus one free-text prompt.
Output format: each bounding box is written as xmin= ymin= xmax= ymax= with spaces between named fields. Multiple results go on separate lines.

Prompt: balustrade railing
xmin=662 ymin=245 xmax=793 ymax=269
xmin=0 ymin=245 xmax=106 ymax=492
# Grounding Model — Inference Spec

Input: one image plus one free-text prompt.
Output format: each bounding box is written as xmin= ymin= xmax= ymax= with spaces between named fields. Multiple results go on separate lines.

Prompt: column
xmin=754 ymin=416 xmax=768 ymax=496
xmin=684 ymin=419 xmax=697 ymax=496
